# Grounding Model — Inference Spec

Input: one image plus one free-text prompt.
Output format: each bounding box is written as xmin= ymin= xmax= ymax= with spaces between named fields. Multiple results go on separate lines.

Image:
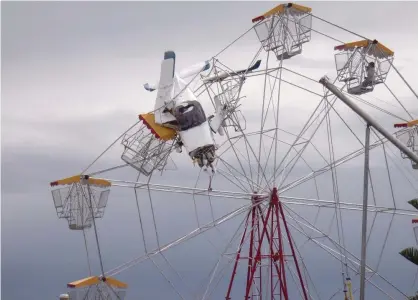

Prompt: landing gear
xmin=190 ymin=145 xmax=216 ymax=173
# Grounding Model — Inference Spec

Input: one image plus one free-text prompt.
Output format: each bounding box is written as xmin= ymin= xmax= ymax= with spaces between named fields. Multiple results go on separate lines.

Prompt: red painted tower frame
xmin=225 ymin=187 xmax=309 ymax=299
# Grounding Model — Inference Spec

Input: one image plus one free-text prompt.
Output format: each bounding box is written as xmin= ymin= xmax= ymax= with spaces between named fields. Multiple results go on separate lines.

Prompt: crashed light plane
xmin=139 ymin=51 xmax=261 ymax=174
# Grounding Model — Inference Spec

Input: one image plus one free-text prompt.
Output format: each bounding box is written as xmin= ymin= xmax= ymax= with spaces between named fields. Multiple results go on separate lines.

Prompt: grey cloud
xmin=3 ymin=1 xmax=418 ymax=65
xmin=1 ymin=2 xmax=264 ymax=64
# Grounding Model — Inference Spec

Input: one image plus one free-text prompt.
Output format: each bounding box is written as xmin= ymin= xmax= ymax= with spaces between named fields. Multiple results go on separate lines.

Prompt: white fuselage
xmin=177 ymin=120 xmax=214 ymax=154
xmin=161 ymin=74 xmax=217 ymax=156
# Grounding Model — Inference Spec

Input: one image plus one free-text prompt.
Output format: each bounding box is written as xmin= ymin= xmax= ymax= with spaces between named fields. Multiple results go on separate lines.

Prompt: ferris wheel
xmin=50 ymin=2 xmax=418 ymax=300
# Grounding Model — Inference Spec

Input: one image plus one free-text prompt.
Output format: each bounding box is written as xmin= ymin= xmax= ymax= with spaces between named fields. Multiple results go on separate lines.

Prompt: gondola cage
xmin=66 ymin=276 xmax=127 ymax=300
xmin=50 ymin=175 xmax=111 ymax=230
xmin=394 ymin=120 xmax=418 ymax=169
xmin=252 ymin=3 xmax=312 ymax=60
xmin=121 ymin=113 xmax=177 ymax=176
xmin=334 ymin=39 xmax=394 ymax=95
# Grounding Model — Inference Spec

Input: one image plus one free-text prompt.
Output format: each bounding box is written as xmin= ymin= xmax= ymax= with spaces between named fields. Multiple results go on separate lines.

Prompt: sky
xmin=2 ymin=1 xmax=418 ymax=300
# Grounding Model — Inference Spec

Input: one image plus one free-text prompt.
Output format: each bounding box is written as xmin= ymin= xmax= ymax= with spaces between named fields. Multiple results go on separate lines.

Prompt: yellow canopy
xmin=67 ymin=276 xmax=128 ymax=289
xmin=334 ymin=39 xmax=394 ymax=58
xmin=50 ymin=175 xmax=111 ymax=188
xmin=394 ymin=119 xmax=418 ymax=128
xmin=139 ymin=113 xmax=177 ymax=141
xmin=252 ymin=3 xmax=312 ymax=23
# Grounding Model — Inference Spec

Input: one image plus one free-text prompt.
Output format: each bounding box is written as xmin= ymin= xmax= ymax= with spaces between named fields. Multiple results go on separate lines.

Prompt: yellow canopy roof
xmin=139 ymin=113 xmax=177 ymax=141
xmin=252 ymin=3 xmax=312 ymax=23
xmin=67 ymin=276 xmax=128 ymax=289
xmin=50 ymin=175 xmax=111 ymax=188
xmin=394 ymin=119 xmax=418 ymax=128
xmin=334 ymin=39 xmax=394 ymax=58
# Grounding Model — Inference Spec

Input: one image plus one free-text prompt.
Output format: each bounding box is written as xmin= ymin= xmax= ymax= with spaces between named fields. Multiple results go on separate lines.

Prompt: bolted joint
xmin=273 ymin=252 xmax=280 ymax=262
xmin=251 ymin=193 xmax=269 ymax=204
xmin=80 ymin=174 xmax=90 ymax=185
xmin=255 ymin=254 xmax=261 ymax=263
xmin=251 ymin=195 xmax=261 ymax=203
xmin=270 ymin=187 xmax=279 ymax=205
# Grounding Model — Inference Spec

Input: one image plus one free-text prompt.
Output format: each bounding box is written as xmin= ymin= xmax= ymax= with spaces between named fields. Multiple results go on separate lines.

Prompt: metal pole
xmin=360 ymin=124 xmax=370 ymax=300
xmin=319 ymin=76 xmax=418 ymax=165
xmin=85 ymin=180 xmax=106 ymax=278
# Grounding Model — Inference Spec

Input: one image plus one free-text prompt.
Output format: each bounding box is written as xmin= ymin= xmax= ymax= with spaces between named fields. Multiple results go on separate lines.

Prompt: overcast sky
xmin=2 ymin=1 xmax=418 ymax=300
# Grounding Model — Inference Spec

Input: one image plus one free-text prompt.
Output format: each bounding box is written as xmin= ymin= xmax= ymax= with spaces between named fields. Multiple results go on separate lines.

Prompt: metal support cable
xmin=82 ymin=228 xmax=92 ymax=276
xmin=86 ymin=183 xmax=106 ymax=277
xmin=311 ymin=13 xmax=368 ymax=40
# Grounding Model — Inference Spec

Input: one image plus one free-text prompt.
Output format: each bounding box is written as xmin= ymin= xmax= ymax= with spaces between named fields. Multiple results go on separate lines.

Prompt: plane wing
xmin=203 ymin=59 xmax=262 ymax=83
xmin=178 ymin=60 xmax=211 ymax=79
xmin=144 ymin=60 xmax=210 ymax=93
xmin=154 ymin=51 xmax=177 ymax=125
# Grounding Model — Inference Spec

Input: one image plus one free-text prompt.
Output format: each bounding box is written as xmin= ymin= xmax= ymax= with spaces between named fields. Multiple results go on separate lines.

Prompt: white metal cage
xmin=253 ymin=10 xmax=312 ymax=60
xmin=335 ymin=42 xmax=394 ymax=95
xmin=213 ymin=76 xmax=246 ymax=132
xmin=414 ymin=226 xmax=418 ymax=244
xmin=51 ymin=183 xmax=109 ymax=230
xmin=395 ymin=127 xmax=418 ymax=169
xmin=68 ymin=283 xmax=126 ymax=300
xmin=121 ymin=124 xmax=176 ymax=176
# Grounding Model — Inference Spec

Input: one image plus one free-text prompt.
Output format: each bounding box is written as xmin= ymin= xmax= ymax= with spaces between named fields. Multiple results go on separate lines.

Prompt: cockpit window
xmin=173 ymin=101 xmax=207 ymax=131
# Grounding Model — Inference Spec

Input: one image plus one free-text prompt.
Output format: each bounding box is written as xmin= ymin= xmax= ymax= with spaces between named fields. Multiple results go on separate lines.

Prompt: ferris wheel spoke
xmin=216 ymin=164 xmax=256 ymax=193
xmin=148 ymin=254 xmax=188 ymax=300
xmin=222 ymin=128 xmax=256 ymax=191
xmin=263 ymin=95 xmax=334 ymax=190
xmin=224 ymin=111 xmax=273 ymax=191
xmin=254 ymin=66 xmax=282 ymax=181
xmin=273 ymin=101 xmax=339 ymax=191
xmin=285 ymin=262 xmax=313 ymax=300
xmin=261 ymin=64 xmax=282 ymax=130
xmin=283 ymin=204 xmax=409 ymax=299
xmin=142 ymin=191 xmax=195 ymax=298
xmin=200 ymin=212 xmax=251 ymax=300
xmin=134 ymin=186 xmax=149 ymax=253
xmin=286 ymin=215 xmax=402 ymax=300
xmin=380 ymin=143 xmax=397 ymax=208
xmin=221 ymin=127 xmax=315 ymax=186
xmin=202 ymin=205 xmax=272 ymax=299
xmin=135 ymin=181 xmax=193 ymax=297
xmin=256 ymin=50 xmax=271 ymax=188
xmin=384 ymin=143 xmax=418 ymax=192
xmin=259 ymin=67 xmax=282 ymax=182
xmin=324 ymin=100 xmax=351 ymax=280
xmin=234 ymin=124 xmax=257 ymax=188
xmin=280 ymin=196 xmax=418 ymax=216
xmin=279 ymin=137 xmax=387 ymax=195
xmin=272 ymin=56 xmax=284 ymax=187
xmin=192 ymin=169 xmax=233 ymax=259
xmin=217 ymin=154 xmax=261 ymax=191
xmin=265 ymin=206 xmax=320 ymax=300
xmin=130 ymin=185 xmax=258 ymax=200
xmin=260 ymin=130 xmax=328 ymax=192
xmin=144 ymin=177 xmax=162 ymax=251
xmin=267 ymin=73 xmax=323 ymax=98
xmin=219 ymin=133 xmax=270 ymax=191
xmin=281 ymin=66 xmax=409 ymax=122
xmin=105 ymin=179 xmax=264 ymax=199
xmin=365 ymin=213 xmax=395 ymax=281
xmin=105 ymin=200 xmax=265 ymax=277
xmin=219 ymin=136 xmax=259 ymax=188
xmin=277 ymin=140 xmax=311 ymax=190
xmin=284 ymin=203 xmax=364 ymax=271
